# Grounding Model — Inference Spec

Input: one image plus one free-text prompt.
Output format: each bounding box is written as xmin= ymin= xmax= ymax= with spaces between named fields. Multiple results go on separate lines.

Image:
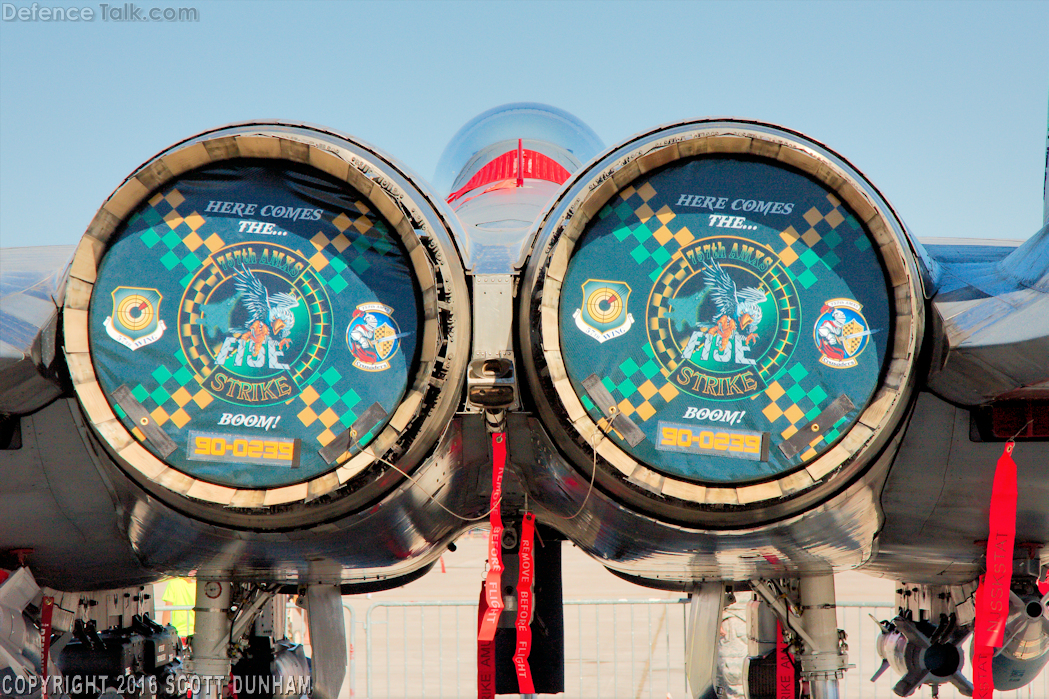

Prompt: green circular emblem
xmin=179 ymin=242 xmax=332 ymax=408
xmin=647 ymin=236 xmax=799 ymax=401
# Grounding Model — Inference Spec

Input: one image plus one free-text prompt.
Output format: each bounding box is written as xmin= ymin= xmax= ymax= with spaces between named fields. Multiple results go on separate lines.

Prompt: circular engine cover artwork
xmin=559 ymin=158 xmax=891 ymax=484
xmin=89 ymin=160 xmax=420 ymax=489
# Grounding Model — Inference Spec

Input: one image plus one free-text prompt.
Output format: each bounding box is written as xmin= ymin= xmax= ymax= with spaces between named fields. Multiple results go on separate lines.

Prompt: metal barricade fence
xmin=356 ymin=599 xmax=1049 ymax=699
xmin=153 ymin=597 xmax=1047 ymax=699
xmin=362 ymin=598 xmax=690 ymax=699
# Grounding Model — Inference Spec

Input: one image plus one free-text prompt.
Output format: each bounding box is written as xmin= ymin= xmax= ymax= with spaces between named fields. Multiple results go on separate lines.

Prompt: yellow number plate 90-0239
xmin=187 ymin=430 xmax=301 ymax=468
xmin=655 ymin=421 xmax=769 ymax=462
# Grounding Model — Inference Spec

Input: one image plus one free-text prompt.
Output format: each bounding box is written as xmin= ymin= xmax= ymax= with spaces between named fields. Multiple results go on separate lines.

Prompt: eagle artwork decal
xmin=641 ymin=235 xmax=798 ymax=407
xmin=679 ymin=260 xmax=768 ymax=362
xmin=232 ymin=264 xmax=300 ymax=358
xmin=203 ymin=262 xmax=305 ymax=379
xmin=702 ymin=261 xmax=766 ymax=351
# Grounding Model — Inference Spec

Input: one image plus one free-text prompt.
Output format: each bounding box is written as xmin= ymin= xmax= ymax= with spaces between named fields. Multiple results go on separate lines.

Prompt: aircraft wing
xmin=0 ymin=246 xmax=72 ymax=415
xmin=860 ymin=235 xmax=1049 ymax=582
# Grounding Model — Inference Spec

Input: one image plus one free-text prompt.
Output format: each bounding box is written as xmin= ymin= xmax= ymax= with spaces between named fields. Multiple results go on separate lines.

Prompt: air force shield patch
xmin=573 ymin=279 xmax=635 ymax=343
xmin=104 ymin=286 xmax=167 ymax=350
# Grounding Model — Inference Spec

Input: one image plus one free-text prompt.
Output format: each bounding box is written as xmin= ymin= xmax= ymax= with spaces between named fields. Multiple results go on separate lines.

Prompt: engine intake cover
xmin=62 ymin=123 xmax=468 ymax=526
xmin=521 ymin=120 xmax=923 ymax=525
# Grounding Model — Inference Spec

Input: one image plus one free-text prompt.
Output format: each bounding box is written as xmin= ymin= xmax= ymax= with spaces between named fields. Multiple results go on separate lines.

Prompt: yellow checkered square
xmin=801 ymin=228 xmax=821 ymax=247
xmin=673 ymin=228 xmax=694 ymax=246
xmin=783 ymin=404 xmax=805 ymax=424
xmin=657 ymin=383 xmax=679 ymax=402
xmin=637 ymin=183 xmax=657 ymax=202
xmin=617 ymin=399 xmax=635 ymax=417
xmin=298 ymin=406 xmax=318 ymax=427
xmin=635 ymin=203 xmax=655 ymax=222
xmin=164 ymin=210 xmax=184 ymax=230
xmin=203 ymin=234 xmax=224 ymax=253
xmin=131 ymin=426 xmax=145 ymax=441
xmin=353 ymin=215 xmax=371 ymax=233
xmin=825 ymin=193 xmax=841 ymax=207
xmin=332 ymin=212 xmax=352 ymax=232
xmin=150 ymin=406 xmax=170 ymax=426
xmin=318 ymin=408 xmax=340 ymax=428
xmin=800 ymin=447 xmax=819 ymax=461
xmin=331 ymin=233 xmax=351 ymax=253
xmin=300 ymin=386 xmax=320 ymax=405
xmin=182 ymin=232 xmax=204 ymax=252
xmin=166 ymin=190 xmax=185 ymax=208
xmin=653 ymin=226 xmax=674 ymax=245
xmin=149 ymin=192 xmax=165 ymax=207
xmin=354 ymin=201 xmax=371 ymax=214
xmin=825 ymin=209 xmax=844 ymax=228
xmin=762 ymin=402 xmax=783 ymax=422
xmin=184 ymin=213 xmax=205 ymax=231
xmin=655 ymin=206 xmax=675 ymax=224
xmin=316 ymin=428 xmax=335 ymax=446
xmin=311 ymin=232 xmax=330 ymax=250
xmin=619 ymin=186 xmax=637 ymax=200
xmin=765 ymin=382 xmax=786 ymax=401
xmin=780 ymin=424 xmax=798 ymax=440
xmin=192 ymin=389 xmax=213 ymax=408
xmin=309 ymin=251 xmax=329 ymax=271
xmin=169 ymin=409 xmax=191 ymax=429
xmin=780 ymin=227 xmax=800 ymax=246
xmin=803 ymin=207 xmax=823 ymax=227
xmin=635 ymin=401 xmax=657 ymax=422
xmin=778 ymin=247 xmax=798 ymax=267
xmin=637 ymin=380 xmax=658 ymax=401
xmin=171 ymin=387 xmax=193 ymax=407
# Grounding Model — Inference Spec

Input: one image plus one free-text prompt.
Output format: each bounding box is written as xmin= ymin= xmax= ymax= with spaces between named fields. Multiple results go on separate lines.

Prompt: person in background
xmin=161 ymin=577 xmax=196 ymax=641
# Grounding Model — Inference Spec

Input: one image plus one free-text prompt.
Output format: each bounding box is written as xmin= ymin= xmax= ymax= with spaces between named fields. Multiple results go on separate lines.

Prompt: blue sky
xmin=1 ymin=0 xmax=1047 ymax=248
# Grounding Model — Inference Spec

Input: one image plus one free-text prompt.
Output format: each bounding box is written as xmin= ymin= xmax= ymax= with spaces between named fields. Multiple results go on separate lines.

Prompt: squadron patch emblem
xmin=104 ymin=286 xmax=167 ymax=350
xmin=647 ymin=236 xmax=799 ymax=400
xmin=347 ymin=302 xmax=409 ymax=372
xmin=179 ymin=242 xmax=332 ymax=407
xmin=814 ymin=298 xmax=872 ymax=368
xmin=573 ymin=279 xmax=635 ymax=343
